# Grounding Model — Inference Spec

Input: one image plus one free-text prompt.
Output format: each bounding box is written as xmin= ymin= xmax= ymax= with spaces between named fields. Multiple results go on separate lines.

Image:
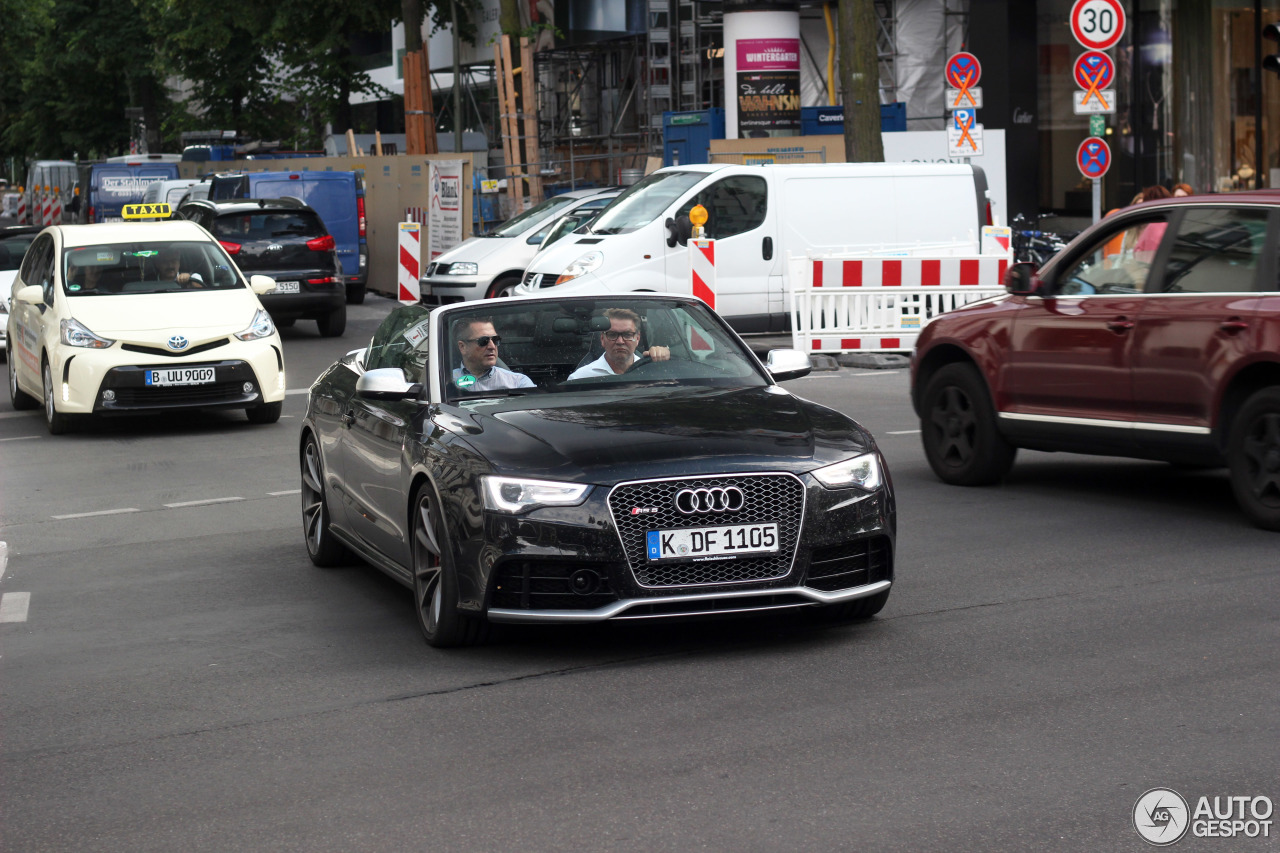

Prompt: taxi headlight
xmin=481 ymin=476 xmax=591 ymax=514
xmin=235 ymin=308 xmax=276 ymax=341
xmin=446 ymin=262 xmax=478 ymax=276
xmin=555 ymin=251 xmax=603 ymax=285
xmin=812 ymin=452 xmax=883 ymax=491
xmin=60 ymin=318 xmax=114 ymax=349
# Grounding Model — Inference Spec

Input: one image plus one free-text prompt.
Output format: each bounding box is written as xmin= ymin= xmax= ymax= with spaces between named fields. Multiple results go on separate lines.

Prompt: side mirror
xmin=15 ymin=284 xmax=44 ymax=306
xmin=765 ymin=348 xmax=812 ymax=382
xmin=1004 ymin=262 xmax=1043 ymax=296
xmin=665 ymin=215 xmax=692 ymax=248
xmin=356 ymin=367 xmax=422 ymax=401
xmin=249 ymin=274 xmax=276 ymax=295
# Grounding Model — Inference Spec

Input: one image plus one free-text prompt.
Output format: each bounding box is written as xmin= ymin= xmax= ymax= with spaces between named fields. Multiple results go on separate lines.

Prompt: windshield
xmin=440 ymin=297 xmax=767 ymax=403
xmin=62 ymin=240 xmax=242 ymax=295
xmin=588 ymin=171 xmax=708 ymax=235
xmin=483 ymin=195 xmax=576 ymax=238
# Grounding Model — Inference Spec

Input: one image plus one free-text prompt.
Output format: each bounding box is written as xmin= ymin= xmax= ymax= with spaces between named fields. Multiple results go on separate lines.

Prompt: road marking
xmin=0 ymin=411 xmax=40 ymax=420
xmin=269 ymin=489 xmax=301 ymax=496
xmin=886 ymin=429 xmax=921 ymax=435
xmin=52 ymin=507 xmax=141 ymax=520
xmin=0 ymin=592 xmax=30 ymax=623
xmin=163 ymin=497 xmax=244 ymax=508
xmin=286 ymin=389 xmax=310 ymax=396
xmin=0 ymin=435 xmax=40 ymax=442
xmin=852 ymin=371 xmax=901 ymax=377
xmin=0 ymin=541 xmax=8 ymax=580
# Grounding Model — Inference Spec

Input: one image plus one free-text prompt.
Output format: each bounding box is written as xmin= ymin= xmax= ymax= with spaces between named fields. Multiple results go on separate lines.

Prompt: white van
xmin=515 ymin=163 xmax=992 ymax=332
xmin=21 ymin=160 xmax=78 ymax=225
xmin=141 ymin=178 xmax=200 ymax=208
xmin=420 ymin=187 xmax=619 ymax=303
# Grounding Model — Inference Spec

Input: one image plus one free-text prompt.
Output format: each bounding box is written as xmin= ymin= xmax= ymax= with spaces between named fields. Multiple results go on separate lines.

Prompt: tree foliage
xmin=0 ymin=0 xmax=460 ymax=177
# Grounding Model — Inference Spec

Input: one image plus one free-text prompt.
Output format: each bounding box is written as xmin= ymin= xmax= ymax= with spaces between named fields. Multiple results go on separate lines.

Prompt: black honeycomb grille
xmin=805 ymin=537 xmax=892 ymax=592
xmin=608 ymin=474 xmax=805 ymax=588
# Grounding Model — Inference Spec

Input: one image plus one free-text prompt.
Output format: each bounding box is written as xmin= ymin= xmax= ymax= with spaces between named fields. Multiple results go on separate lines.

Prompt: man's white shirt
xmin=567 ymin=352 xmax=638 ymax=380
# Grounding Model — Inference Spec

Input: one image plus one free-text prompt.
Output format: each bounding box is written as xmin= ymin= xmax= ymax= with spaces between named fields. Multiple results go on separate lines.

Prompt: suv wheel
xmin=1228 ymin=387 xmax=1280 ymax=531
xmin=316 ymin=305 xmax=347 ymax=337
xmin=42 ymin=359 xmax=74 ymax=434
xmin=920 ymin=363 xmax=1016 ymax=486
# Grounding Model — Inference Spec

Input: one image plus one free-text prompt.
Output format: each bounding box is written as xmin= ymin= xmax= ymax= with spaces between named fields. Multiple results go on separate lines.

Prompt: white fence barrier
xmin=788 ymin=253 xmax=1008 ymax=353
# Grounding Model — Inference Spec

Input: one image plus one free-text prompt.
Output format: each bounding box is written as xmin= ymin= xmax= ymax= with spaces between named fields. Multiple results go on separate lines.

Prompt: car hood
xmin=432 ymin=235 xmax=516 ymax=267
xmin=66 ymin=290 xmax=263 ymax=336
xmin=439 ymin=385 xmax=874 ymax=483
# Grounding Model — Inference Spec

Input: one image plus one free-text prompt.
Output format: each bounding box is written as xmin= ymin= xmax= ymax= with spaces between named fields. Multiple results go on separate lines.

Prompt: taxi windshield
xmin=62 ymin=241 xmax=241 ymax=295
xmin=588 ymin=171 xmax=706 ymax=235
xmin=440 ymin=297 xmax=766 ymax=403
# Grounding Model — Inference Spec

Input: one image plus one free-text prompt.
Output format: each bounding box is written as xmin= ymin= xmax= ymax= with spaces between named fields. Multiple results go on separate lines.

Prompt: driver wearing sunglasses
xmin=451 ymin=317 xmax=536 ymax=391
xmin=567 ymin=308 xmax=670 ymax=380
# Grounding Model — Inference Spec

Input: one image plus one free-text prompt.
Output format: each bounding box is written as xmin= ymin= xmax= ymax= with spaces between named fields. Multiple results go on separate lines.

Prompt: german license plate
xmin=145 ymin=367 xmax=215 ymax=387
xmin=274 ymin=281 xmax=300 ymax=294
xmin=646 ymin=524 xmax=778 ymax=561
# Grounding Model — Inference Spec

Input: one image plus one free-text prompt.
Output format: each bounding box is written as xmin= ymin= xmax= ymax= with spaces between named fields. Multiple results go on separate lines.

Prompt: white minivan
xmin=420 ymin=187 xmax=619 ymax=303
xmin=515 ymin=163 xmax=992 ymax=332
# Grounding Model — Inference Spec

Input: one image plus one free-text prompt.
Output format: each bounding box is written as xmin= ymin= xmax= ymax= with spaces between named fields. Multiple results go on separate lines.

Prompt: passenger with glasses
xmin=451 ymin=316 xmax=536 ymax=392
xmin=567 ymin=307 xmax=670 ymax=380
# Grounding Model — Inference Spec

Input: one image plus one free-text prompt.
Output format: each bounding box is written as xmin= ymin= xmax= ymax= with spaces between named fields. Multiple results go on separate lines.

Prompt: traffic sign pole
xmin=1092 ymin=178 xmax=1101 ymax=224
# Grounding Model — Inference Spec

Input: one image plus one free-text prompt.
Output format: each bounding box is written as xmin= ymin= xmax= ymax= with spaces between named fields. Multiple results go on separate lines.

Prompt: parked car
xmin=911 ymin=194 xmax=1280 ymax=530
xmin=178 ymin=197 xmax=346 ymax=337
xmin=0 ymin=226 xmax=43 ymax=358
xmin=208 ymin=170 xmax=368 ymax=304
xmin=529 ymin=198 xmax=614 ymax=261
xmin=419 ymin=187 xmax=620 ymax=304
xmin=6 ymin=219 xmax=284 ymax=433
xmin=300 ymin=293 xmax=894 ymax=646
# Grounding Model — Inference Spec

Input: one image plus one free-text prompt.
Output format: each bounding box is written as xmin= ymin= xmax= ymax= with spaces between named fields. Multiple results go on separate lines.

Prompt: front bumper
xmin=49 ymin=338 xmax=285 ymax=415
xmin=472 ymin=473 xmax=895 ymax=624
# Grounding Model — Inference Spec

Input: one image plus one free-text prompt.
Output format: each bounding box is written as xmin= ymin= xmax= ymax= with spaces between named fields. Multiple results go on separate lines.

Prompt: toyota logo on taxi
xmin=167 ymin=335 xmax=189 ymax=351
xmin=674 ymin=487 xmax=745 ymax=514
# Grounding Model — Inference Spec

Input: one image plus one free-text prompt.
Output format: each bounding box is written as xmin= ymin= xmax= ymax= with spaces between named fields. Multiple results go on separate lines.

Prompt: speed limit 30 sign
xmin=1071 ymin=0 xmax=1126 ymax=51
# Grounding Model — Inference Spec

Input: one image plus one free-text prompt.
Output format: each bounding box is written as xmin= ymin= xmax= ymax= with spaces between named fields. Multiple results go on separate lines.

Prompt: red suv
xmin=911 ymin=195 xmax=1280 ymax=530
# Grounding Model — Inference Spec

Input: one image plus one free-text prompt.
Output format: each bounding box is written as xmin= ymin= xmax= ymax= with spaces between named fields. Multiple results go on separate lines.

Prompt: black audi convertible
xmin=300 ymin=294 xmax=895 ymax=646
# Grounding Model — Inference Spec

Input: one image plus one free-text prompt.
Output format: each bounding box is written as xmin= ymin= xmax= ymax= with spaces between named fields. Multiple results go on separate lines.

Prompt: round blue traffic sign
xmin=1076 ymin=136 xmax=1111 ymax=179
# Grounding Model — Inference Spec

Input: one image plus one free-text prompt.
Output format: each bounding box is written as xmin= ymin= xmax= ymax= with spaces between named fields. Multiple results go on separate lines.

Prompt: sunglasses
xmin=463 ymin=335 xmax=501 ymax=347
xmin=603 ymin=330 xmax=638 ymax=341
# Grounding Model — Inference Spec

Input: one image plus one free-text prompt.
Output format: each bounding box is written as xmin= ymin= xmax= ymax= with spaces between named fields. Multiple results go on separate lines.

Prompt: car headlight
xmin=60 ymin=318 xmax=114 ymax=349
xmin=555 ymin=251 xmax=603 ymax=285
xmin=235 ymin=308 xmax=276 ymax=341
xmin=812 ymin=452 xmax=883 ymax=491
xmin=446 ymin=262 xmax=478 ymax=276
xmin=481 ymin=476 xmax=591 ymax=514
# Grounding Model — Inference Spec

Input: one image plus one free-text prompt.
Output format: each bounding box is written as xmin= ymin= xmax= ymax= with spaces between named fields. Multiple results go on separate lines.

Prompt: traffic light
xmin=1265 ymin=22 xmax=1280 ymax=76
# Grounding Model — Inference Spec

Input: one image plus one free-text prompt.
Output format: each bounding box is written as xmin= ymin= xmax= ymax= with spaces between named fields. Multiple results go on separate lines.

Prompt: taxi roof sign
xmin=122 ymin=202 xmax=172 ymax=220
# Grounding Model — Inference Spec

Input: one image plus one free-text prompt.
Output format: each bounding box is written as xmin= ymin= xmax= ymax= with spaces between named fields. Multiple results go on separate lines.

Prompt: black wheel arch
xmin=913 ymin=343 xmax=981 ymax=417
xmin=1217 ymin=362 xmax=1280 ymax=454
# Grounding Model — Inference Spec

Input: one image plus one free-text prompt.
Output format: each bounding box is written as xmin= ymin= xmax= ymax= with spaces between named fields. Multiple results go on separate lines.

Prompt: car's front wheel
xmin=300 ymin=433 xmax=351 ymax=566
xmin=316 ymin=305 xmax=346 ymax=337
xmin=1228 ymin=387 xmax=1280 ymax=531
xmin=42 ymin=359 xmax=74 ymax=434
xmin=920 ymin=363 xmax=1015 ymax=486
xmin=246 ymin=400 xmax=282 ymax=424
xmin=8 ymin=347 xmax=38 ymax=410
xmin=486 ymin=275 xmax=521 ymax=299
xmin=412 ymin=486 xmax=488 ymax=647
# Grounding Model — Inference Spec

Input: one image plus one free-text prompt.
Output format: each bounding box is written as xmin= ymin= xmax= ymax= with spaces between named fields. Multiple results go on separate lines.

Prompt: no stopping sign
xmin=1077 ymin=137 xmax=1111 ymax=179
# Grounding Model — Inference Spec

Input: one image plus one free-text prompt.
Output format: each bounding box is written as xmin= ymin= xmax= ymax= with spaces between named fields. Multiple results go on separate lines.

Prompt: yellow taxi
xmin=6 ymin=208 xmax=285 ymax=433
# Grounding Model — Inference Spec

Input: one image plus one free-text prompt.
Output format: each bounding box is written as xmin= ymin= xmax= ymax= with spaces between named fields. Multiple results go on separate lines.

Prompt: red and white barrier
xmin=397 ymin=221 xmax=422 ymax=306
xmin=51 ymin=188 xmax=62 ymax=225
xmin=689 ymin=238 xmax=715 ymax=309
xmin=789 ymin=249 xmax=1009 ymax=354
xmin=16 ymin=192 xmax=26 ymax=225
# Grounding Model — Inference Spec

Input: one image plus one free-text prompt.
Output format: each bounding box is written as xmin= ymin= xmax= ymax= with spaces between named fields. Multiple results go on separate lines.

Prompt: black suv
xmin=178 ymin=198 xmax=345 ymax=336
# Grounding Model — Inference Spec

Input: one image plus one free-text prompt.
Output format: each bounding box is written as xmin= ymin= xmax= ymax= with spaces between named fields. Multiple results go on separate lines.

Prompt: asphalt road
xmin=2 ymin=296 xmax=1276 ymax=852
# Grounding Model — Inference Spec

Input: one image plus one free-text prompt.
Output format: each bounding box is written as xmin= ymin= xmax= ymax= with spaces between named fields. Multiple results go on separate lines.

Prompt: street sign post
xmin=945 ymin=87 xmax=983 ymax=110
xmin=1070 ymin=0 xmax=1126 ymax=51
xmin=949 ymin=110 xmax=983 ymax=157
xmin=1072 ymin=51 xmax=1116 ymax=114
xmin=944 ymin=53 xmax=982 ymax=105
xmin=945 ymin=52 xmax=983 ymax=159
xmin=1076 ymin=137 xmax=1111 ymax=224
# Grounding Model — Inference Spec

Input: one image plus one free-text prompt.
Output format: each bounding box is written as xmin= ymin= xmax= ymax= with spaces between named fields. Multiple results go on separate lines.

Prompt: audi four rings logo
xmin=674 ymin=487 xmax=745 ymax=514
xmin=167 ymin=335 xmax=189 ymax=351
